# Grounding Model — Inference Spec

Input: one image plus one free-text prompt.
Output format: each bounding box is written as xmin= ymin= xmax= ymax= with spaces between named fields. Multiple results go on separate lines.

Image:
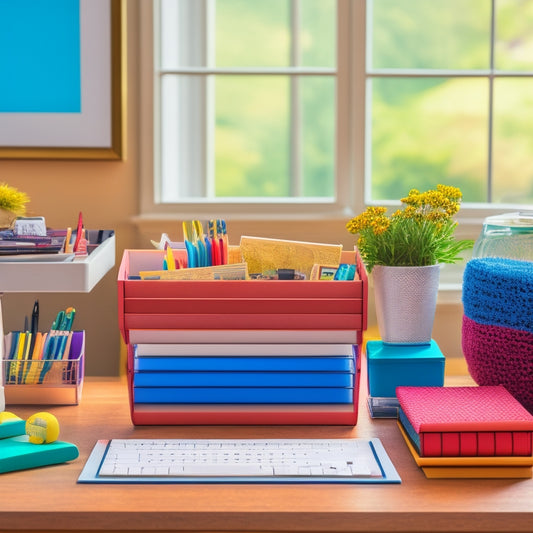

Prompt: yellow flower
xmin=346 ymin=206 xmax=389 ymax=234
xmin=346 ymin=184 xmax=473 ymax=272
xmin=437 ymin=184 xmax=462 ymax=201
xmin=0 ymin=183 xmax=29 ymax=215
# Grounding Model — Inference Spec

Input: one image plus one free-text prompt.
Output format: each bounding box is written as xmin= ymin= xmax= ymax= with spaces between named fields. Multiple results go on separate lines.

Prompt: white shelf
xmin=0 ymin=231 xmax=115 ymax=293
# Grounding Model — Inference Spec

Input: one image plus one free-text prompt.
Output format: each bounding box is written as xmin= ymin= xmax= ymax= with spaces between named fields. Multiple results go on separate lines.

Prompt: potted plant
xmin=346 ymin=184 xmax=473 ymax=344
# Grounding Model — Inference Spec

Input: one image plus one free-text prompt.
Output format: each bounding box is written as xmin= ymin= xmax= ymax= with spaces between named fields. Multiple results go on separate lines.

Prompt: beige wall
xmin=0 ymin=2 xmax=466 ymax=377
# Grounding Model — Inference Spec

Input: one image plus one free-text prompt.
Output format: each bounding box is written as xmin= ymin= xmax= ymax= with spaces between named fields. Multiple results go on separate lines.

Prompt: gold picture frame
xmin=0 ymin=0 xmax=126 ymax=160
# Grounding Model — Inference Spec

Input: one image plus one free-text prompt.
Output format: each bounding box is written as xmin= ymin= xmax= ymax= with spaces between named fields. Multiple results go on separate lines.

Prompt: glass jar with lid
xmin=473 ymin=211 xmax=533 ymax=260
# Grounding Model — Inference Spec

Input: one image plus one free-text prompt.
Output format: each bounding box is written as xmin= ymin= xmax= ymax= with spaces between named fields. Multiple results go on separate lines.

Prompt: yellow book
xmin=420 ymin=465 xmax=532 ymax=479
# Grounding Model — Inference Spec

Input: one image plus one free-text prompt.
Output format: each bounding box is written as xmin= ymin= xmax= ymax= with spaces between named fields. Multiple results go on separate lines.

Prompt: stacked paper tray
xmin=118 ymin=248 xmax=367 ymax=425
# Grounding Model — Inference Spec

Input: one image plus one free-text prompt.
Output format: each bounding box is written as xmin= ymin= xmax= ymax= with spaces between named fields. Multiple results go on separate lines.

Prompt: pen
xmin=27 ymin=300 xmax=39 ymax=360
xmin=64 ymin=227 xmax=72 ymax=253
xmin=64 ymin=307 xmax=76 ymax=331
xmin=54 ymin=307 xmax=76 ymax=358
xmin=38 ymin=334 xmax=56 ymax=383
xmin=165 ymin=244 xmax=176 ymax=270
xmin=17 ymin=325 xmax=31 ymax=384
xmin=218 ymin=219 xmax=228 ymax=265
xmin=0 ymin=241 xmax=36 ymax=247
xmin=193 ymin=220 xmax=209 ymax=267
xmin=183 ymin=221 xmax=198 ymax=268
xmin=51 ymin=310 xmax=65 ymax=331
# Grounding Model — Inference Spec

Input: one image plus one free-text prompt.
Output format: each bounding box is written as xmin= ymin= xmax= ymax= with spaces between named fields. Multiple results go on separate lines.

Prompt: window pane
xmin=301 ymin=76 xmax=335 ymax=196
xmin=369 ymin=0 xmax=491 ymax=70
xmin=215 ymin=76 xmax=289 ymax=197
xmin=495 ymin=0 xmax=533 ymax=70
xmin=216 ymin=0 xmax=290 ymax=67
xmin=299 ymin=0 xmax=336 ymax=67
xmin=214 ymin=76 xmax=335 ymax=198
xmin=493 ymin=78 xmax=533 ymax=204
xmin=368 ymin=78 xmax=488 ymax=202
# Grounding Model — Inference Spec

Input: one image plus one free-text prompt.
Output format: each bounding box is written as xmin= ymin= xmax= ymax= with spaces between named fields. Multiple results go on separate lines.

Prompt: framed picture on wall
xmin=0 ymin=0 xmax=125 ymax=160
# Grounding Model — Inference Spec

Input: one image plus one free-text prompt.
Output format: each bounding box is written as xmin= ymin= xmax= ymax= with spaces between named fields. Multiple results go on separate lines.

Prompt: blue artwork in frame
xmin=0 ymin=0 xmax=124 ymax=160
xmin=0 ymin=0 xmax=81 ymax=113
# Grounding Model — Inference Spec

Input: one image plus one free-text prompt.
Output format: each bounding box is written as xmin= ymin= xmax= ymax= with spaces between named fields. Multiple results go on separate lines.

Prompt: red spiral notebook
xmin=396 ymin=385 xmax=533 ymax=457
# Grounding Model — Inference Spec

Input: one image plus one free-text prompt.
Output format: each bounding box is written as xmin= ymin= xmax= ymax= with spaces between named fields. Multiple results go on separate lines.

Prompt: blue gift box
xmin=366 ymin=340 xmax=445 ymax=398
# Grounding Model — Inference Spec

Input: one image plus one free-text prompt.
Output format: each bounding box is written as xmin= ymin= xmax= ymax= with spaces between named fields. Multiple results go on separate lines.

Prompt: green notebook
xmin=0 ymin=435 xmax=79 ymax=474
xmin=0 ymin=418 xmax=26 ymax=439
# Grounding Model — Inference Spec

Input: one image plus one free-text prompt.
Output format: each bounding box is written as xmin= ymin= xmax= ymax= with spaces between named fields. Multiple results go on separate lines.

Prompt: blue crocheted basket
xmin=462 ymin=258 xmax=533 ymax=413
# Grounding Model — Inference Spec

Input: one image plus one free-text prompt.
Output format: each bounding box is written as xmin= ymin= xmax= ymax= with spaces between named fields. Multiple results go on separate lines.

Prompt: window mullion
xmin=205 ymin=0 xmax=215 ymax=199
xmin=487 ymin=0 xmax=496 ymax=204
xmin=290 ymin=0 xmax=302 ymax=197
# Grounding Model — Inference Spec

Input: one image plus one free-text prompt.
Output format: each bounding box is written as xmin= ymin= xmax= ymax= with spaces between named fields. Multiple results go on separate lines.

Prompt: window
xmin=367 ymin=0 xmax=533 ymax=206
xmin=141 ymin=0 xmax=355 ymax=218
xmin=141 ymin=0 xmax=533 ymax=223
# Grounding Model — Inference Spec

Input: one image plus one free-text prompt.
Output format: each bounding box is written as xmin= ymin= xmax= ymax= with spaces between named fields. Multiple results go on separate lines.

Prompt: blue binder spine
xmin=133 ymin=387 xmax=354 ymax=405
xmin=134 ymin=356 xmax=356 ymax=372
xmin=133 ymin=371 xmax=354 ymax=388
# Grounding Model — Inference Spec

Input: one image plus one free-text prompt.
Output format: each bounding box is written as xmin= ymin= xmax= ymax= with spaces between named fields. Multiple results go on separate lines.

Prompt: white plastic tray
xmin=0 ymin=231 xmax=115 ymax=293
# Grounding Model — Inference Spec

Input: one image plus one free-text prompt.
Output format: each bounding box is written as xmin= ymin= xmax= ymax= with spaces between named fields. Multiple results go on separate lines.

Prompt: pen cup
xmin=2 ymin=330 xmax=85 ymax=405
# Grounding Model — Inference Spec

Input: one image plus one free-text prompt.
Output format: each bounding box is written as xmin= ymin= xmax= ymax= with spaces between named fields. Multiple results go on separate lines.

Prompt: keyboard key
xmin=181 ymin=464 xmax=273 ymax=476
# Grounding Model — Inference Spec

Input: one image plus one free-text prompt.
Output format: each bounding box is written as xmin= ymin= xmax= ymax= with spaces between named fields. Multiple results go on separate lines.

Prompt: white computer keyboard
xmin=78 ymin=438 xmax=401 ymax=483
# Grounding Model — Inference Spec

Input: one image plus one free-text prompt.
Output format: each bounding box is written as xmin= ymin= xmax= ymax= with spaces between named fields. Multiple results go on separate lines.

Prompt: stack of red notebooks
xmin=396 ymin=385 xmax=533 ymax=478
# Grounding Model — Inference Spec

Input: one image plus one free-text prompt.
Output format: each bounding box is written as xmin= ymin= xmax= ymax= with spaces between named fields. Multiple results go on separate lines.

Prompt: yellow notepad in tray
xmin=239 ymin=236 xmax=343 ymax=280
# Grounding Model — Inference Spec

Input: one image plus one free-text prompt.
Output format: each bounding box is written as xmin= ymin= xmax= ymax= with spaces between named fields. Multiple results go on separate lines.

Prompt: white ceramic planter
xmin=373 ymin=264 xmax=441 ymax=345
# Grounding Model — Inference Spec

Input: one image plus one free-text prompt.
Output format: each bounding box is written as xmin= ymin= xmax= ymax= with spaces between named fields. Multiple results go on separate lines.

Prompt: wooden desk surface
xmin=1 ymin=375 xmax=532 ymax=533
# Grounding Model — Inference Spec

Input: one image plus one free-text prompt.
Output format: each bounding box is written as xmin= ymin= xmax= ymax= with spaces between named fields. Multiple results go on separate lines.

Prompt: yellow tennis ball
xmin=0 ymin=411 xmax=22 ymax=423
xmin=26 ymin=412 xmax=60 ymax=444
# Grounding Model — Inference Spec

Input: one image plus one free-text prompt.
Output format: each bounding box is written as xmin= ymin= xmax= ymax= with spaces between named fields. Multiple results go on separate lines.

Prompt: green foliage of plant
xmin=346 ymin=185 xmax=474 ymax=273
xmin=0 ymin=183 xmax=29 ymax=215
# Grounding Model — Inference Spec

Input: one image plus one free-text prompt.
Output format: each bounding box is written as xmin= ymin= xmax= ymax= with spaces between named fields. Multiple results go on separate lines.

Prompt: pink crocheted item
xmin=462 ymin=315 xmax=533 ymax=414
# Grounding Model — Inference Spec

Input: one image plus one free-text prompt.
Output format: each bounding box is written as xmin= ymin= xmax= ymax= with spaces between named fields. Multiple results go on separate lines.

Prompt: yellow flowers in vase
xmin=346 ymin=184 xmax=474 ymax=273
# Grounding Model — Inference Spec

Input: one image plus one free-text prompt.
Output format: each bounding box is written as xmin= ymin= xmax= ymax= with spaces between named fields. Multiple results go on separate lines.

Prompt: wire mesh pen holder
xmin=2 ymin=330 xmax=85 ymax=405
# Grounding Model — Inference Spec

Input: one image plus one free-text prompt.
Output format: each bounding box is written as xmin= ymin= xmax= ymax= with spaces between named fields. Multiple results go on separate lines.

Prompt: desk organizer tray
xmin=118 ymin=248 xmax=367 ymax=425
xmin=3 ymin=330 xmax=85 ymax=405
xmin=118 ymin=248 xmax=367 ymax=342
xmin=0 ymin=230 xmax=115 ymax=293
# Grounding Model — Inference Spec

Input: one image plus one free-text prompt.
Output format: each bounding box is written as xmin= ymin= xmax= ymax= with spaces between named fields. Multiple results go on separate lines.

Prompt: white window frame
xmin=139 ymin=1 xmax=531 ymax=294
xmin=139 ymin=0 xmax=363 ymax=221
